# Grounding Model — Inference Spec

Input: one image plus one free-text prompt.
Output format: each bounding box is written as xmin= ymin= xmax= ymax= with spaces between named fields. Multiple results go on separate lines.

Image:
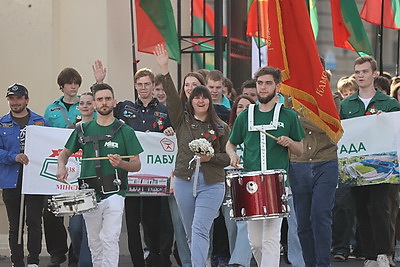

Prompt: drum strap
xmin=76 ymin=120 xmax=126 ymax=195
xmin=248 ymin=103 xmax=282 ymax=171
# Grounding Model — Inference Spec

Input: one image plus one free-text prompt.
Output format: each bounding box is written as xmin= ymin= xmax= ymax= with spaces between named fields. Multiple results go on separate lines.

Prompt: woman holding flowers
xmin=154 ymin=44 xmax=230 ymax=267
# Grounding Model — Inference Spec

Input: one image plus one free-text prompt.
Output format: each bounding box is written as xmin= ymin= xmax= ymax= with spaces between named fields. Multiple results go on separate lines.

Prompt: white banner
xmin=338 ymin=111 xmax=400 ymax=186
xmin=22 ymin=125 xmax=177 ymax=195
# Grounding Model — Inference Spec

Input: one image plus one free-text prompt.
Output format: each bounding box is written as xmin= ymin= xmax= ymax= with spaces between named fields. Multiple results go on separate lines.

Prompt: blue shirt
xmin=0 ymin=109 xmax=50 ymax=189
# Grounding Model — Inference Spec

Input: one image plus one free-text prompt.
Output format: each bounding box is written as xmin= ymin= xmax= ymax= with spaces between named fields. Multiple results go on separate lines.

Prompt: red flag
xmin=267 ymin=0 xmax=343 ymax=143
xmin=360 ymin=0 xmax=400 ymax=30
xmin=246 ymin=0 xmax=269 ymax=40
xmin=135 ymin=0 xmax=180 ymax=62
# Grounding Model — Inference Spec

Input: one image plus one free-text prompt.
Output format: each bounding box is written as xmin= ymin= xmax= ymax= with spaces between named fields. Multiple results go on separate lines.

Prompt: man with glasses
xmin=93 ymin=62 xmax=172 ymax=267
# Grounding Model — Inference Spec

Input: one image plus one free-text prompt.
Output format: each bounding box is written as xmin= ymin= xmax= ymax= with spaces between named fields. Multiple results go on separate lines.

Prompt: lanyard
xmin=248 ymin=103 xmax=282 ymax=171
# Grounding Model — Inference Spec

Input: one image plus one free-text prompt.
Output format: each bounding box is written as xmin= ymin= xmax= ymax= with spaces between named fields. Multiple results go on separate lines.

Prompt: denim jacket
xmin=0 ymin=109 xmax=50 ymax=189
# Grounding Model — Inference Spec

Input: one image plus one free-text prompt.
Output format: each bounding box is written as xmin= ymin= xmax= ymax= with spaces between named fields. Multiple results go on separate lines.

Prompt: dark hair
xmin=206 ymin=70 xmax=224 ymax=83
xmin=91 ymin=83 xmax=114 ymax=98
xmin=374 ymin=76 xmax=391 ymax=95
xmin=135 ymin=68 xmax=155 ymax=83
xmin=228 ymin=95 xmax=255 ymax=127
xmin=186 ymin=85 xmax=223 ymax=138
xmin=241 ymin=79 xmax=256 ymax=92
xmin=354 ymin=56 xmax=377 ymax=72
xmin=154 ymin=74 xmax=163 ymax=86
xmin=197 ymin=69 xmax=210 ymax=81
xmin=57 ymin=68 xmax=82 ymax=88
xmin=391 ymin=83 xmax=400 ymax=101
xmin=180 ymin=72 xmax=206 ymax=103
xmin=223 ymin=77 xmax=237 ymax=101
xmin=254 ymin=66 xmax=282 ymax=84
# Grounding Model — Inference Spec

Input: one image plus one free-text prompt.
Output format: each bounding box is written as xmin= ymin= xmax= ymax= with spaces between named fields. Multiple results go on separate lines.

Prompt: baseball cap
xmin=6 ymin=83 xmax=29 ymax=98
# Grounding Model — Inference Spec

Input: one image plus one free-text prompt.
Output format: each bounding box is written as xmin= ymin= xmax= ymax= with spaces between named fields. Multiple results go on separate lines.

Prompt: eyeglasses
xmin=136 ymin=82 xmax=152 ymax=88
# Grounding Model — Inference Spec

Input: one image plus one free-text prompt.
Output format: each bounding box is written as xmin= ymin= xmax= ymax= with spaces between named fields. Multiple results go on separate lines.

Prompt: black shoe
xmin=333 ymin=253 xmax=348 ymax=261
xmin=47 ymin=255 xmax=67 ymax=267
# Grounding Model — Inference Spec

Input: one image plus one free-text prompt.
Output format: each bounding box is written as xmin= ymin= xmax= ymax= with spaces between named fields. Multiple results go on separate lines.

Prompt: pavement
xmin=0 ymin=251 xmax=381 ymax=267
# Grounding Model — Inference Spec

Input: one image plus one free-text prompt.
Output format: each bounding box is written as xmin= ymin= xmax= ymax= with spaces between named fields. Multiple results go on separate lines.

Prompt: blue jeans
xmin=221 ymin=198 xmax=252 ymax=267
xmin=174 ymin=169 xmax=225 ymax=267
xmin=287 ymin=196 xmax=305 ymax=267
xmin=69 ymin=215 xmax=92 ymax=267
xmin=168 ymin=196 xmax=192 ymax=267
xmin=290 ymin=160 xmax=338 ymax=267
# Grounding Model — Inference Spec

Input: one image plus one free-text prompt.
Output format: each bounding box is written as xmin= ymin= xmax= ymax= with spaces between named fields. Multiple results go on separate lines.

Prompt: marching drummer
xmin=226 ymin=66 xmax=305 ymax=267
xmin=56 ymin=83 xmax=143 ymax=266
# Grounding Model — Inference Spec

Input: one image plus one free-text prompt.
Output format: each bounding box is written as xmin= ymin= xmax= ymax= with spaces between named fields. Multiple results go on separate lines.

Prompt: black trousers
xmin=3 ymin=189 xmax=44 ymax=266
xmin=332 ymin=187 xmax=356 ymax=256
xmin=351 ymin=183 xmax=398 ymax=260
xmin=43 ymin=196 xmax=69 ymax=262
xmin=125 ymin=196 xmax=161 ymax=267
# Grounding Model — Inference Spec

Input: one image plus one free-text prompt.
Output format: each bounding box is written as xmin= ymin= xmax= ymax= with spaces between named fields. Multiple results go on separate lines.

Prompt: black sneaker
xmin=333 ymin=253 xmax=347 ymax=261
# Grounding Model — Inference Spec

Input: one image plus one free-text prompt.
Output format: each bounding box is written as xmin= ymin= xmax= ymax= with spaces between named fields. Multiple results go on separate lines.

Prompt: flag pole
xmin=396 ymin=30 xmax=400 ymax=76
xmin=379 ymin=0 xmax=385 ymax=75
xmin=129 ymin=0 xmax=138 ymax=76
xmin=256 ymin=0 xmax=262 ymax=67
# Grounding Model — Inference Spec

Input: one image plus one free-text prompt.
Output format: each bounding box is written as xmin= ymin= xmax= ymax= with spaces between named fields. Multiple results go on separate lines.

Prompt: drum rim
xmin=231 ymin=212 xmax=289 ymax=221
xmin=233 ymin=169 xmax=286 ymax=177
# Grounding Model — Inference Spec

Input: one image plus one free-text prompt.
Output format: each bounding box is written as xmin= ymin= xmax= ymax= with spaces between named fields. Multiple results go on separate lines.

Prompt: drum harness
xmin=76 ymin=120 xmax=127 ymax=198
xmin=248 ymin=103 xmax=283 ymax=172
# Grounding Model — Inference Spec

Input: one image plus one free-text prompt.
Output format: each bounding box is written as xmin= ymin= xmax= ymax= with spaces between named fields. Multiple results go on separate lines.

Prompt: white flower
xmin=188 ymin=138 xmax=214 ymax=157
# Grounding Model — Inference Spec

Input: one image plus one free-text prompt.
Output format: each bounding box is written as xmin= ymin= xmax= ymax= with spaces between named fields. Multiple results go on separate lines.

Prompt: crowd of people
xmin=1 ymin=46 xmax=400 ymax=267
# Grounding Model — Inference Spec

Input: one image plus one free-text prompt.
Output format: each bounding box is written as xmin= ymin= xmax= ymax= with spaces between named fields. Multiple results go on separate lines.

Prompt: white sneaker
xmin=394 ymin=246 xmax=400 ymax=262
xmin=27 ymin=264 xmax=38 ymax=267
xmin=364 ymin=259 xmax=379 ymax=267
xmin=377 ymin=254 xmax=390 ymax=267
xmin=388 ymin=255 xmax=395 ymax=267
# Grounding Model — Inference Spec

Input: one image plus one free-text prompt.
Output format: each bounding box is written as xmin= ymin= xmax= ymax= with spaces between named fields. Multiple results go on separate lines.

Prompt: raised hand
xmin=92 ymin=59 xmax=107 ymax=83
xmin=153 ymin=44 xmax=169 ymax=75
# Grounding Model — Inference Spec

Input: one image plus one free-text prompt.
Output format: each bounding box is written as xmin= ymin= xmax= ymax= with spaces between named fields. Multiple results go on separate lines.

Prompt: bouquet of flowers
xmin=188 ymin=138 xmax=214 ymax=157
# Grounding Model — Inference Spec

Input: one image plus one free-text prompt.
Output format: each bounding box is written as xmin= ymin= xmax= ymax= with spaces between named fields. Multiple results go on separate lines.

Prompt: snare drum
xmin=226 ymin=170 xmax=289 ymax=221
xmin=48 ymin=189 xmax=97 ymax=217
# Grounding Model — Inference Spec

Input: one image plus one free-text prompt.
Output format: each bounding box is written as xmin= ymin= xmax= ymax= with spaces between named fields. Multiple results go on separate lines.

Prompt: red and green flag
xmin=267 ymin=0 xmax=343 ymax=143
xmin=330 ymin=0 xmax=373 ymax=56
xmin=192 ymin=0 xmax=227 ymax=69
xmin=192 ymin=0 xmax=216 ymax=69
xmin=360 ymin=0 xmax=400 ymax=30
xmin=135 ymin=0 xmax=180 ymax=62
xmin=246 ymin=0 xmax=269 ymax=47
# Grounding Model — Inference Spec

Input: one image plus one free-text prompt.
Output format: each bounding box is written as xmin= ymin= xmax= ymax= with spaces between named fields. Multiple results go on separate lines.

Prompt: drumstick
xmin=257 ymin=129 xmax=278 ymax=140
xmin=81 ymin=155 xmax=137 ymax=161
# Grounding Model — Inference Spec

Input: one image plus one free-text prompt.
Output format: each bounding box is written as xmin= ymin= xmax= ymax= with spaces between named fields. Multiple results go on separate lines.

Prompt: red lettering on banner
xmin=56 ymin=184 xmax=79 ymax=190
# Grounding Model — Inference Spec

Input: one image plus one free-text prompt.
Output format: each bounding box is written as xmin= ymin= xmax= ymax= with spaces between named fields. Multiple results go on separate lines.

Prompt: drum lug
xmin=224 ymin=199 xmax=232 ymax=207
xmin=226 ymin=177 xmax=231 ymax=187
xmin=230 ymin=209 xmax=234 ymax=218
xmin=263 ymin=206 xmax=268 ymax=215
xmin=81 ymin=182 xmax=89 ymax=190
xmin=241 ymin=208 xmax=246 ymax=217
xmin=238 ymin=177 xmax=243 ymax=185
xmin=279 ymin=172 xmax=284 ymax=182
